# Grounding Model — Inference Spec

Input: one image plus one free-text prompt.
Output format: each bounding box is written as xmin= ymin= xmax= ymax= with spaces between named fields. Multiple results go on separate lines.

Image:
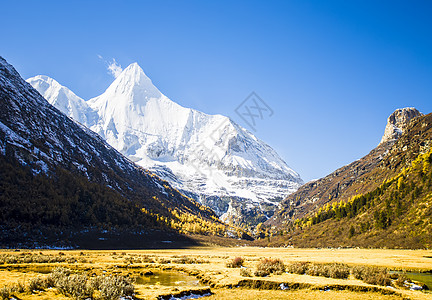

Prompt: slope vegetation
xmin=269 ymin=112 xmax=432 ymax=248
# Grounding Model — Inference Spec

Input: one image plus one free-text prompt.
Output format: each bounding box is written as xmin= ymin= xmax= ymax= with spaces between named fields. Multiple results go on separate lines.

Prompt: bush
xmin=305 ymin=263 xmax=330 ymax=277
xmin=64 ymin=274 xmax=93 ymax=300
xmin=240 ymin=268 xmax=252 ymax=277
xmin=301 ymin=263 xmax=349 ymax=279
xmin=226 ymin=257 xmax=244 ymax=268
xmin=141 ymin=255 xmax=155 ymax=263
xmin=10 ymin=281 xmax=25 ymax=293
xmin=395 ymin=273 xmax=409 ymax=288
xmin=48 ymin=267 xmax=71 ymax=289
xmin=88 ymin=276 xmax=103 ymax=291
xmin=353 ymin=266 xmax=391 ymax=286
xmin=46 ymin=267 xmax=133 ymax=300
xmin=172 ymin=256 xmax=205 ymax=264
xmin=98 ymin=275 xmax=134 ymax=300
xmin=27 ymin=276 xmax=46 ymax=292
xmin=254 ymin=258 xmax=285 ymax=277
xmin=352 ymin=265 xmax=366 ymax=280
xmin=328 ymin=263 xmax=350 ymax=279
xmin=0 ymin=286 xmax=10 ymax=300
xmin=365 ymin=268 xmax=391 ymax=286
xmin=0 ymin=253 xmax=67 ymax=264
xmin=157 ymin=258 xmax=171 ymax=264
xmin=286 ymin=262 xmax=309 ymax=275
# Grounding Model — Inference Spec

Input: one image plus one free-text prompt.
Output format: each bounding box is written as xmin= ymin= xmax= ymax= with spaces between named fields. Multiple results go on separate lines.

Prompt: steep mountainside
xmin=270 ymin=108 xmax=422 ymax=224
xmin=28 ymin=64 xmax=303 ymax=225
xmin=28 ymin=75 xmax=99 ymax=127
xmin=269 ymin=108 xmax=432 ymax=248
xmin=380 ymin=107 xmax=422 ymax=144
xmin=0 ymin=56 xmax=230 ymax=248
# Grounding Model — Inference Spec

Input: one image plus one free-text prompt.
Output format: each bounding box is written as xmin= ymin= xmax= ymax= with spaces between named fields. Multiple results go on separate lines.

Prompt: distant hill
xmin=268 ymin=108 xmax=432 ymax=249
xmin=0 ymin=56 xmax=236 ymax=249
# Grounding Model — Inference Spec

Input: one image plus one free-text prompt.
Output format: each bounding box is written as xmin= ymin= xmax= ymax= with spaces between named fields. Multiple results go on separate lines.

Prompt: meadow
xmin=0 ymin=247 xmax=431 ymax=300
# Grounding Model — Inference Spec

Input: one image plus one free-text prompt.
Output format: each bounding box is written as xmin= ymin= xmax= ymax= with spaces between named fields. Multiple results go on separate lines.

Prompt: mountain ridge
xmin=267 ymin=108 xmax=432 ymax=249
xmin=269 ymin=107 xmax=423 ymax=224
xmin=0 ymin=56 xmax=234 ymax=248
xmin=28 ymin=62 xmax=303 ymax=226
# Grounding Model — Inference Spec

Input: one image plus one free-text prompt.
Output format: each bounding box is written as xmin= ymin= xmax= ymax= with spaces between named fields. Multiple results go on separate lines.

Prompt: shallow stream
xmin=135 ymin=270 xmax=202 ymax=287
xmin=391 ymin=271 xmax=432 ymax=289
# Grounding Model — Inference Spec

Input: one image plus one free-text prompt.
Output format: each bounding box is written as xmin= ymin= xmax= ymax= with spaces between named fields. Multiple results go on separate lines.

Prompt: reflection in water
xmin=135 ymin=271 xmax=202 ymax=287
xmin=404 ymin=272 xmax=432 ymax=290
xmin=391 ymin=271 xmax=432 ymax=290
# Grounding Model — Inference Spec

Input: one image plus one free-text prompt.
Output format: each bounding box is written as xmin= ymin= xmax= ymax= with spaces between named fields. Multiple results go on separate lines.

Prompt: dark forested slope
xmin=0 ymin=56 xmax=231 ymax=248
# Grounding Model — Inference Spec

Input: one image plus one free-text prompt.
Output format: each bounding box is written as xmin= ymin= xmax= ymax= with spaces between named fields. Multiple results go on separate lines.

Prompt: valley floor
xmin=0 ymin=247 xmax=431 ymax=300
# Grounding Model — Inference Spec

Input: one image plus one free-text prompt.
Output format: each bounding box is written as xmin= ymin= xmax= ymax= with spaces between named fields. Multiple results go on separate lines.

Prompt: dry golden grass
xmin=207 ymin=288 xmax=404 ymax=300
xmin=0 ymin=247 xmax=431 ymax=299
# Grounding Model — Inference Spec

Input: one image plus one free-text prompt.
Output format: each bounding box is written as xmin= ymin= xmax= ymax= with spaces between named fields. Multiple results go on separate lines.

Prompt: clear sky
xmin=1 ymin=0 xmax=431 ymax=182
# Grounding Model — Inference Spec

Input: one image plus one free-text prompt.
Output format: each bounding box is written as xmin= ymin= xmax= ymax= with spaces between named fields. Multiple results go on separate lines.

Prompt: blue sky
xmin=1 ymin=0 xmax=432 ymax=181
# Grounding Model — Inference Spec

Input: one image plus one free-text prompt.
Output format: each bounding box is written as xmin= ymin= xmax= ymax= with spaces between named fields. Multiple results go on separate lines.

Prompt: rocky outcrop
xmin=380 ymin=107 xmax=422 ymax=144
xmin=269 ymin=107 xmax=423 ymax=225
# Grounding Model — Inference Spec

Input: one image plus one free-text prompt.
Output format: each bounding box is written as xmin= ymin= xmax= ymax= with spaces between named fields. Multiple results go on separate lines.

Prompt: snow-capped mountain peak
xmin=27 ymin=75 xmax=99 ymax=127
xmin=29 ymin=62 xmax=303 ymax=225
xmin=101 ymin=62 xmax=162 ymax=103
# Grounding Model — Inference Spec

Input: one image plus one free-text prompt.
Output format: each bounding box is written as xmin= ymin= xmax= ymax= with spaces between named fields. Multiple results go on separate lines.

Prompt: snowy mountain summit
xmin=28 ymin=63 xmax=303 ymax=224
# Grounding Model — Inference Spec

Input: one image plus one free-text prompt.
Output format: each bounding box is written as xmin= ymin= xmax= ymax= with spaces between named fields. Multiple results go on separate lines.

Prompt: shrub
xmin=352 ymin=265 xmax=366 ymax=280
xmin=286 ymin=262 xmax=309 ymax=275
xmin=64 ymin=274 xmax=93 ymax=300
xmin=395 ymin=273 xmax=409 ymax=288
xmin=358 ymin=266 xmax=391 ymax=286
xmin=0 ymin=253 xmax=67 ymax=264
xmin=240 ymin=268 xmax=252 ymax=277
xmin=48 ymin=267 xmax=70 ymax=288
xmin=5 ymin=256 xmax=17 ymax=264
xmin=171 ymin=256 xmax=208 ymax=264
xmin=46 ymin=268 xmax=133 ymax=300
xmin=0 ymin=286 xmax=10 ymax=300
xmin=226 ymin=257 xmax=244 ymax=268
xmin=141 ymin=255 xmax=155 ymax=263
xmin=98 ymin=275 xmax=134 ymax=300
xmin=158 ymin=258 xmax=171 ymax=264
xmin=305 ymin=263 xmax=329 ymax=277
xmin=11 ymin=281 xmax=25 ymax=293
xmin=88 ymin=276 xmax=103 ymax=291
xmin=27 ymin=276 xmax=46 ymax=292
xmin=328 ymin=263 xmax=350 ymax=279
xmin=254 ymin=258 xmax=285 ymax=277
xmin=47 ymin=268 xmax=93 ymax=300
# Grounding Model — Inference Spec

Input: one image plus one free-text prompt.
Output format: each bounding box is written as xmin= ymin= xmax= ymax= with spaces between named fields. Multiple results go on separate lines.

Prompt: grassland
xmin=0 ymin=247 xmax=431 ymax=300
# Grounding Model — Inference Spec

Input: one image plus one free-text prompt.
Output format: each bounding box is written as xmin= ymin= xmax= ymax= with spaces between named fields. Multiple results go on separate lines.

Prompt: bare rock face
xmin=380 ymin=107 xmax=422 ymax=144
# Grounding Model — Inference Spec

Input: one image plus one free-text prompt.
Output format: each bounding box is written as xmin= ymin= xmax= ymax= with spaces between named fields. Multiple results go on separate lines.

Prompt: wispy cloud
xmin=97 ymin=55 xmax=123 ymax=78
xmin=107 ymin=59 xmax=123 ymax=78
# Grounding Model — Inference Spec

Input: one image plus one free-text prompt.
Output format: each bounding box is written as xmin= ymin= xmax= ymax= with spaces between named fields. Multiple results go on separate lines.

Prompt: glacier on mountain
xmin=27 ymin=63 xmax=303 ymax=224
